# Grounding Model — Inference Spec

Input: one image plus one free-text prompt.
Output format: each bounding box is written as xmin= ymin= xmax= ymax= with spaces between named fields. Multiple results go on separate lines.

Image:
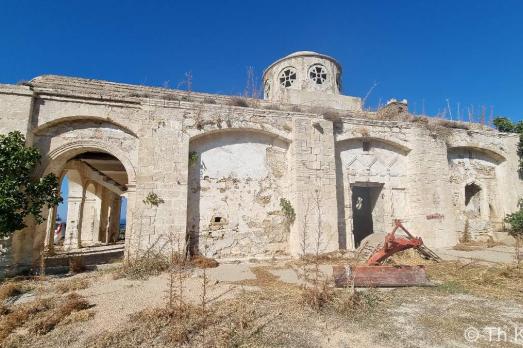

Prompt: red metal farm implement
xmin=333 ymin=220 xmax=441 ymax=287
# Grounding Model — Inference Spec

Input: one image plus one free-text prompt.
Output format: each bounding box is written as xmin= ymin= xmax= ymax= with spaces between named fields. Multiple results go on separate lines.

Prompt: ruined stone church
xmin=0 ymin=51 xmax=520 ymax=273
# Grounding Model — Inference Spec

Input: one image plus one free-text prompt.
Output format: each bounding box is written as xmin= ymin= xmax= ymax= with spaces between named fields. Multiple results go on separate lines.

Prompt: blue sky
xmin=1 ymin=0 xmax=522 ymax=120
xmin=2 ymin=1 xmax=522 ymax=220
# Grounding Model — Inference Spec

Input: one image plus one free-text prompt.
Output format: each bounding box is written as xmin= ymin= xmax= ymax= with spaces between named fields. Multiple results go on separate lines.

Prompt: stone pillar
xmin=405 ymin=130 xmax=457 ymax=248
xmin=123 ymin=184 xmax=136 ymax=260
xmin=108 ymin=196 xmax=121 ymax=243
xmin=290 ymin=117 xmax=338 ymax=256
xmin=64 ymin=170 xmax=85 ymax=250
xmin=99 ymin=187 xmax=111 ymax=243
xmin=79 ymin=182 xmax=103 ymax=245
xmin=129 ymin=120 xmax=188 ymax=257
xmin=101 ymin=191 xmax=121 ymax=243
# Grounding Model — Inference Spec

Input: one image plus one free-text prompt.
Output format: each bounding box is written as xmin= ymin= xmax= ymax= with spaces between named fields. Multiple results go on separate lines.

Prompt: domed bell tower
xmin=262 ymin=51 xmax=361 ymax=111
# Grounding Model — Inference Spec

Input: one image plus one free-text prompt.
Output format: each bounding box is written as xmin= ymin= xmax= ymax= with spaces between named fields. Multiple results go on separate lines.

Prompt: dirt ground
xmin=1 ymin=249 xmax=523 ymax=348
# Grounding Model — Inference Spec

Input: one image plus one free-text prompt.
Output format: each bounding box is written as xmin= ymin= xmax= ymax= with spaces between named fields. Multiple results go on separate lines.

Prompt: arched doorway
xmin=336 ymin=138 xmax=409 ymax=249
xmin=51 ymin=151 xmax=129 ymax=250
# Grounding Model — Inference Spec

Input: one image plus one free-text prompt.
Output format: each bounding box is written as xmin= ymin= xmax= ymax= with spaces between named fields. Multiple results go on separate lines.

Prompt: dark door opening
xmin=352 ymin=185 xmax=381 ymax=247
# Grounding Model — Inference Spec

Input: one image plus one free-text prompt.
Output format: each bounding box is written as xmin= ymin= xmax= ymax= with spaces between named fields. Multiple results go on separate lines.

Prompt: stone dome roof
xmin=263 ymin=51 xmax=341 ymax=77
xmin=284 ymin=51 xmax=322 ymax=58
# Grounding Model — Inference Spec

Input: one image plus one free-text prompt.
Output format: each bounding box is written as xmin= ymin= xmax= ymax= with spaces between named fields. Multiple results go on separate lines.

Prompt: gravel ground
xmin=2 ymin=253 xmax=523 ymax=347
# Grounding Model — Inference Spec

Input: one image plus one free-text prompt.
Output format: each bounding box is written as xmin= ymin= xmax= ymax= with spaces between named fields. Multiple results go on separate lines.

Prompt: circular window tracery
xmin=279 ymin=67 xmax=297 ymax=88
xmin=309 ymin=65 xmax=327 ymax=85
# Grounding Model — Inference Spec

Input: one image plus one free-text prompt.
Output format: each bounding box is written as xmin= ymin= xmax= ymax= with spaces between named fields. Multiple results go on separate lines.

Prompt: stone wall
xmin=0 ymin=74 xmax=521 ymax=275
xmin=187 ymin=131 xmax=290 ymax=258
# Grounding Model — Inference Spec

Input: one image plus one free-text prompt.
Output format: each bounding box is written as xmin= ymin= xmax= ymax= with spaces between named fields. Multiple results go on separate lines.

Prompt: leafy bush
xmin=280 ymin=198 xmax=295 ymax=224
xmin=504 ymin=199 xmax=523 ymax=240
xmin=504 ymin=199 xmax=523 ymax=264
xmin=143 ymin=192 xmax=165 ymax=207
xmin=188 ymin=151 xmax=199 ymax=166
xmin=493 ymin=117 xmax=515 ymax=132
xmin=492 ymin=117 xmax=523 ymax=172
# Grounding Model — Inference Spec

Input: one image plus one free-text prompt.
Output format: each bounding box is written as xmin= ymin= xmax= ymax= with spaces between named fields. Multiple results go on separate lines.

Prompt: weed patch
xmin=31 ymin=293 xmax=90 ymax=335
xmin=54 ymin=278 xmax=90 ymax=294
xmin=117 ymin=254 xmax=170 ymax=280
xmin=0 ymin=282 xmax=27 ymax=303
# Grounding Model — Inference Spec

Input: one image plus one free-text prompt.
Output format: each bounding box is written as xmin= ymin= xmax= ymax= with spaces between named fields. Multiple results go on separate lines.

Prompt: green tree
xmin=492 ymin=117 xmax=523 ymax=172
xmin=514 ymin=121 xmax=523 ymax=134
xmin=493 ymin=117 xmax=515 ymax=133
xmin=0 ymin=131 xmax=62 ymax=237
xmin=504 ymin=199 xmax=523 ymax=265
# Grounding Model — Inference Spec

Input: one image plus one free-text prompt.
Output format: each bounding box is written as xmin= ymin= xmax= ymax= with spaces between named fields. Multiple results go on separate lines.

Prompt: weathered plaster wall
xmin=187 ymin=131 xmax=290 ymax=258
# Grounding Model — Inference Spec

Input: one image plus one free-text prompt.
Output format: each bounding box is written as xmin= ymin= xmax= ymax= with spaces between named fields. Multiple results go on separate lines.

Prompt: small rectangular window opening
xmin=363 ymin=141 xmax=371 ymax=152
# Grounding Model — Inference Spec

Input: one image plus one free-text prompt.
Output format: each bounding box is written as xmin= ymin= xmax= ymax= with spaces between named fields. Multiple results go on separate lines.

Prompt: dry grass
xmin=161 ymin=94 xmax=179 ymax=101
xmin=0 ymin=282 xmax=26 ymax=303
xmin=0 ymin=297 xmax=53 ymax=343
xmin=296 ymin=250 xmax=356 ymax=265
xmin=54 ymin=278 xmax=90 ymax=294
xmin=69 ymin=256 xmax=86 ymax=273
xmin=387 ymin=250 xmax=523 ymax=300
xmin=330 ymin=289 xmax=381 ymax=315
xmin=262 ymin=103 xmax=281 ymax=111
xmin=234 ymin=266 xmax=284 ymax=288
xmin=88 ymin=269 xmax=386 ymax=348
xmin=386 ymin=248 xmax=433 ymax=265
xmin=202 ymin=96 xmax=216 ymax=104
xmin=0 ymin=292 xmax=91 ymax=344
xmin=301 ymin=279 xmax=334 ymax=310
xmin=190 ymin=255 xmax=219 ymax=268
xmin=227 ymin=96 xmax=250 ymax=108
xmin=31 ymin=293 xmax=90 ymax=335
xmin=114 ymin=253 xmax=220 ymax=280
xmin=427 ymin=261 xmax=523 ymax=300
xmin=453 ymin=238 xmax=505 ymax=251
xmin=116 ymin=254 xmax=170 ymax=280
xmin=90 ymin=304 xmax=224 ymax=347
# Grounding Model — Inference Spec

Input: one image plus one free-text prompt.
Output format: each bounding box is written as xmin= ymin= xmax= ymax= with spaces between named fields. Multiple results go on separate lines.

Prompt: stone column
xmin=405 ymin=129 xmax=456 ymax=248
xmin=79 ymin=182 xmax=102 ymax=245
xmin=108 ymin=196 xmax=121 ymax=243
xmin=99 ymin=187 xmax=111 ymax=243
xmin=63 ymin=170 xmax=85 ymax=250
xmin=101 ymin=192 xmax=121 ymax=243
xmin=123 ymin=184 xmax=136 ymax=260
xmin=129 ymin=119 xmax=188 ymax=257
xmin=290 ymin=117 xmax=338 ymax=256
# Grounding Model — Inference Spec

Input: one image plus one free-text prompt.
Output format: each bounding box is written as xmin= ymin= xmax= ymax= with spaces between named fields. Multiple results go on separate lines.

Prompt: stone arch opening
xmin=336 ymin=137 xmax=409 ymax=249
xmin=33 ymin=116 xmax=139 ymax=139
xmin=448 ymin=147 xmax=500 ymax=240
xmin=187 ymin=129 xmax=290 ymax=258
xmin=465 ymin=183 xmax=482 ymax=216
xmin=45 ymin=150 xmax=130 ymax=254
